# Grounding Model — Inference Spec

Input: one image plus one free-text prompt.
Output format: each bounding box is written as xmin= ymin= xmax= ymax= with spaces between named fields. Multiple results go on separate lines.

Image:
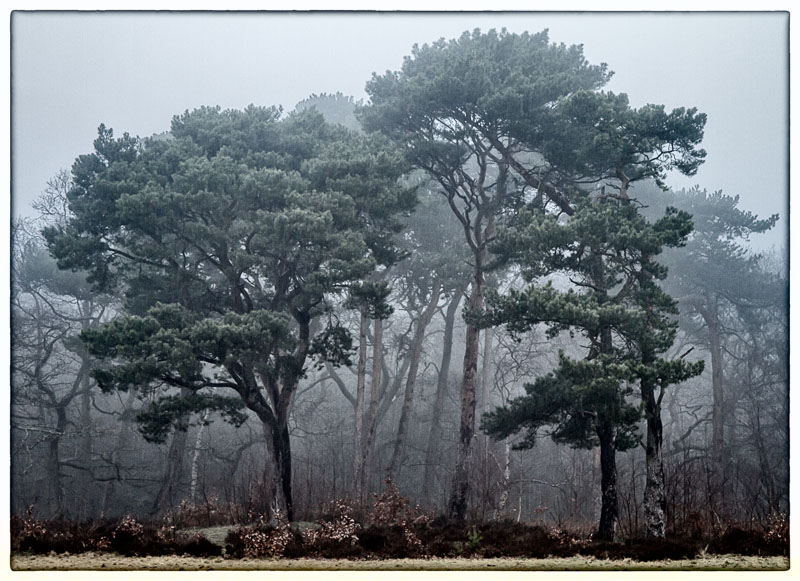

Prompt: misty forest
xmin=11 ymin=29 xmax=788 ymax=564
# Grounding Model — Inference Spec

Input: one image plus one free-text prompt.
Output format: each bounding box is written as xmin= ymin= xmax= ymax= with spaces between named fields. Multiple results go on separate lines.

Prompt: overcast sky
xmin=11 ymin=11 xmax=789 ymax=250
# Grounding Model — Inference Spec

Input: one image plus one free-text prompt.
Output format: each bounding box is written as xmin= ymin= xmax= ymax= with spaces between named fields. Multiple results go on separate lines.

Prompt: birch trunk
xmin=494 ymin=440 xmax=512 ymax=521
xmin=189 ymin=410 xmax=210 ymax=503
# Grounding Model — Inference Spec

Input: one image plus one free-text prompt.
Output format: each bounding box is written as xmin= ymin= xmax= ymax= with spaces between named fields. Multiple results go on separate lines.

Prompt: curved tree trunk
xmin=274 ymin=423 xmax=294 ymax=521
xmin=250 ymin=310 xmax=311 ymax=523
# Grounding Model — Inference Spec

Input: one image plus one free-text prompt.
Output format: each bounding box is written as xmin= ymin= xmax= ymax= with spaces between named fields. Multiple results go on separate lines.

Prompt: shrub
xmin=367 ymin=478 xmax=430 ymax=555
xmin=10 ymin=511 xmax=220 ymax=558
xmin=224 ymin=509 xmax=296 ymax=559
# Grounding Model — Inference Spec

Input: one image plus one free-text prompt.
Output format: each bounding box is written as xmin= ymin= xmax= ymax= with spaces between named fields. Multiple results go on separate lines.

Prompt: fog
xmin=8 ymin=10 xmax=791 ymax=561
xmin=12 ymin=12 xmax=788 ymax=249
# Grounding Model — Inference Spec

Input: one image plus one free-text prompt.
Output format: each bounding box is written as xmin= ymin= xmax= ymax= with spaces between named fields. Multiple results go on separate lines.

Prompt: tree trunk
xmin=421 ymin=285 xmax=464 ymax=504
xmin=268 ymin=422 xmax=294 ymax=522
xmin=151 ymin=412 xmax=189 ymax=516
xmin=360 ymin=316 xmax=383 ymax=497
xmin=77 ymin=383 xmax=94 ymax=516
xmin=596 ymin=423 xmax=618 ymax=541
xmin=100 ymin=387 xmax=138 ymax=519
xmin=703 ymin=294 xmax=725 ymax=514
xmin=479 ymin=326 xmax=494 ymax=414
xmin=595 ymin=302 xmax=618 ymax=540
xmin=634 ymin=242 xmax=669 ymax=538
xmin=353 ymin=306 xmax=369 ymax=500
xmin=251 ymin=311 xmax=311 ymax=523
xmin=43 ymin=408 xmax=67 ymax=519
xmin=448 ymin=268 xmax=484 ymax=521
xmin=493 ymin=440 xmax=512 ymax=521
xmin=478 ymin=325 xmax=494 ymax=519
xmin=642 ymin=372 xmax=666 ymax=537
xmin=388 ymin=279 xmax=442 ymax=477
xmin=189 ymin=410 xmax=210 ymax=503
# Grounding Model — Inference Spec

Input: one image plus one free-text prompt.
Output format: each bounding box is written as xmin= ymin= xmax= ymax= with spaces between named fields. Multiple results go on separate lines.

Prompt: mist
xmin=9 ymin=11 xmax=790 ymax=568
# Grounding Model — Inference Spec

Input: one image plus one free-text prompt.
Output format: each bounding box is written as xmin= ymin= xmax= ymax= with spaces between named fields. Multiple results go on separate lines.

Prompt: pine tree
xmin=361 ymin=28 xmax=611 ymax=521
xmin=479 ymin=199 xmax=704 ymax=539
xmin=44 ymin=106 xmax=415 ymax=521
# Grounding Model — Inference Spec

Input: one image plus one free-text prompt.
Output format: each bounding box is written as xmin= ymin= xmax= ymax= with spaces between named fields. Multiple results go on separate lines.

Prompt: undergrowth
xmin=12 ymin=490 xmax=788 ymax=561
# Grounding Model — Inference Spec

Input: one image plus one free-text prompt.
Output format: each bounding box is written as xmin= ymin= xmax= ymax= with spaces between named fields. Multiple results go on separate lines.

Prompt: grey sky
xmin=11 ymin=11 xmax=788 ymax=249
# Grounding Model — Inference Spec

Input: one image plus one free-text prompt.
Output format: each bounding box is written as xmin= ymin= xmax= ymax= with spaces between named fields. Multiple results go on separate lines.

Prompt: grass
xmin=10 ymin=552 xmax=790 ymax=571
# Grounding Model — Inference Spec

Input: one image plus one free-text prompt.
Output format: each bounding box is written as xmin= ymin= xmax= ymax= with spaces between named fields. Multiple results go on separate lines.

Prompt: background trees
xmin=639 ymin=184 xmax=785 ymax=522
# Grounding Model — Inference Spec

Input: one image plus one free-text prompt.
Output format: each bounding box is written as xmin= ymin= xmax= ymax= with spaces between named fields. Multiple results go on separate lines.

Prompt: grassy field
xmin=10 ymin=552 xmax=790 ymax=571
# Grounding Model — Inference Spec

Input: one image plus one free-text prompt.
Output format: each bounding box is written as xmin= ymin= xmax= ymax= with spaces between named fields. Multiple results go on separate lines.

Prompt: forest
xmin=11 ymin=29 xmax=788 ymax=566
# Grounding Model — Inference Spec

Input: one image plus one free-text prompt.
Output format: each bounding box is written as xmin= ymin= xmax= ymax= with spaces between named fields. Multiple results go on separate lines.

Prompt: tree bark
xmin=272 ymin=423 xmax=294 ymax=521
xmin=444 ymin=148 xmax=501 ymax=522
xmin=448 ymin=269 xmax=484 ymax=521
xmin=249 ymin=310 xmax=311 ymax=523
xmin=596 ymin=423 xmax=618 ymax=541
xmin=595 ymin=321 xmax=618 ymax=541
xmin=359 ymin=316 xmax=384 ymax=497
xmin=639 ymin=261 xmax=667 ymax=538
xmin=479 ymin=326 xmax=494 ymax=415
xmin=642 ymin=371 xmax=666 ymax=537
xmin=477 ymin=325 xmax=495 ymax=520
xmin=353 ymin=306 xmax=369 ymax=500
xmin=189 ymin=410 xmax=210 ymax=503
xmin=494 ymin=440 xmax=512 ymax=521
xmin=388 ymin=279 xmax=442 ymax=477
xmin=421 ymin=285 xmax=464 ymax=504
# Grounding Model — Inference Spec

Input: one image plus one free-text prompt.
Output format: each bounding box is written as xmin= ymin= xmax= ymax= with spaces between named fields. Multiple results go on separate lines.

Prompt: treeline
xmin=11 ymin=29 xmax=787 ymax=541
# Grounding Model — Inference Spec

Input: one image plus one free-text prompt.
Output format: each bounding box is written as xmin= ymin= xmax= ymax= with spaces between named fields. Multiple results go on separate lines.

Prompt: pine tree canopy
xmin=43 ymin=105 xmax=416 ymax=440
